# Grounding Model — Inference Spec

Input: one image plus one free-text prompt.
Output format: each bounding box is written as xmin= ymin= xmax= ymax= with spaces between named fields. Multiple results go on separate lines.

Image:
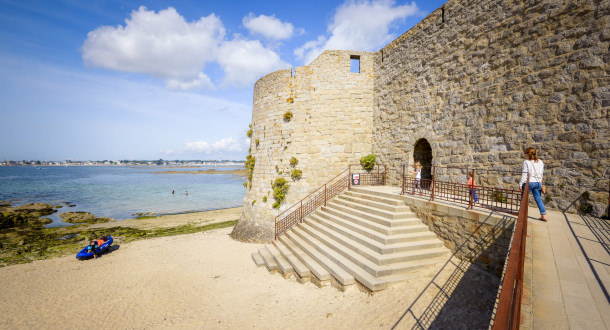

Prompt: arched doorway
xmin=414 ymin=139 xmax=433 ymax=188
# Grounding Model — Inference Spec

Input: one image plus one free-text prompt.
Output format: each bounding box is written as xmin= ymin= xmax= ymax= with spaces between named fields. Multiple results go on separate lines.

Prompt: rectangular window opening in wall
xmin=350 ymin=55 xmax=360 ymax=73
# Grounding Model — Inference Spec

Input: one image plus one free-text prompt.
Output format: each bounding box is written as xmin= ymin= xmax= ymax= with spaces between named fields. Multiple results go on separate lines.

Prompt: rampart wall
xmin=373 ymin=0 xmax=609 ymax=215
xmin=231 ymin=51 xmax=376 ymax=242
xmin=232 ymin=0 xmax=609 ymax=243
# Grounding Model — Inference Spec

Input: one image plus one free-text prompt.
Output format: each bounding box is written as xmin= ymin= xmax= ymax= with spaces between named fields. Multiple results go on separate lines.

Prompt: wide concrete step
xmin=300 ymin=220 xmax=447 ymax=266
xmin=351 ymin=187 xmax=406 ymax=201
xmin=343 ymin=190 xmax=404 ymax=206
xmin=294 ymin=222 xmax=448 ymax=280
xmin=331 ymin=198 xmax=415 ymax=220
xmin=252 ymin=252 xmax=265 ymax=267
xmin=258 ymin=247 xmax=278 ymax=272
xmin=313 ymin=211 xmax=435 ymax=245
xmin=285 ymin=229 xmax=355 ymax=286
xmin=279 ymin=234 xmax=331 ymax=282
xmin=265 ymin=244 xmax=294 ymax=276
xmin=272 ymin=239 xmax=311 ymax=279
xmin=324 ymin=202 xmax=419 ymax=228
xmin=308 ymin=215 xmax=443 ymax=254
xmin=338 ymin=193 xmax=410 ymax=212
xmin=257 ymin=186 xmax=452 ymax=292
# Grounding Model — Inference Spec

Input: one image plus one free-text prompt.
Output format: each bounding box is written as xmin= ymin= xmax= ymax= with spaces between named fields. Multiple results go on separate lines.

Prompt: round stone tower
xmin=231 ymin=50 xmax=376 ymax=243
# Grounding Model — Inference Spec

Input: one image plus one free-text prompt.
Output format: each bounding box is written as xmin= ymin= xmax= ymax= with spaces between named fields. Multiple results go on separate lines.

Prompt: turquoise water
xmin=0 ymin=166 xmax=245 ymax=227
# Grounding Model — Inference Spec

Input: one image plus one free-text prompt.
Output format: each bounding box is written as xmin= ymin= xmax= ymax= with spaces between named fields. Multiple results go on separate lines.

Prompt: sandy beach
xmin=0 ymin=208 xmax=499 ymax=329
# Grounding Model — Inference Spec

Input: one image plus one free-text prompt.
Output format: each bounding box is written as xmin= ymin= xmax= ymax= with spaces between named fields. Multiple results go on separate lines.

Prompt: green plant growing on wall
xmin=493 ymin=191 xmax=507 ymax=203
xmin=244 ymin=154 xmax=255 ymax=189
xmin=544 ymin=194 xmax=552 ymax=203
xmin=251 ymin=200 xmax=256 ymax=205
xmin=290 ymin=157 xmax=298 ymax=167
xmin=291 ymin=169 xmax=302 ymax=181
xmin=283 ymin=111 xmax=293 ymax=122
xmin=255 ymin=139 xmax=259 ymax=147
xmin=262 ymin=196 xmax=267 ymax=203
xmin=272 ymin=177 xmax=289 ymax=209
xmin=579 ymin=202 xmax=593 ymax=214
xmin=247 ymin=123 xmax=253 ymax=138
xmin=360 ymin=154 xmax=376 ymax=172
xmin=578 ymin=191 xmax=593 ymax=214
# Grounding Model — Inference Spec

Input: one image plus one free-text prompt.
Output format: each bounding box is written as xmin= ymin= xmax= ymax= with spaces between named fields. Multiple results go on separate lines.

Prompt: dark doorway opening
xmin=414 ymin=139 xmax=433 ymax=185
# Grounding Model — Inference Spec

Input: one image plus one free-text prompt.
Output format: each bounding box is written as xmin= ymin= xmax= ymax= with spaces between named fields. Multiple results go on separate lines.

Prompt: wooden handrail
xmin=493 ymin=177 xmax=529 ymax=329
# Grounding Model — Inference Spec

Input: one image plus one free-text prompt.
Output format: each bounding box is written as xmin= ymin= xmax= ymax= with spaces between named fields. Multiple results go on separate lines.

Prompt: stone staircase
xmin=252 ymin=186 xmax=451 ymax=292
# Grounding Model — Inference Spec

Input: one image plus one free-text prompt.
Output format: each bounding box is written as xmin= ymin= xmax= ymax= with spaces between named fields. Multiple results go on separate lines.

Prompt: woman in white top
xmin=412 ymin=161 xmax=422 ymax=194
xmin=519 ymin=147 xmax=547 ymax=221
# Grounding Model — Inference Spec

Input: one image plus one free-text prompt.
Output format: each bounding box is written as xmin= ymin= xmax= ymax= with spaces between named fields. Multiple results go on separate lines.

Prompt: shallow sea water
xmin=0 ymin=166 xmax=245 ymax=227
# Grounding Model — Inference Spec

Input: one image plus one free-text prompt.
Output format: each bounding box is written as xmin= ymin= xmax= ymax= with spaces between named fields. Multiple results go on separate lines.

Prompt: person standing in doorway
xmin=412 ymin=162 xmax=422 ymax=194
xmin=519 ymin=147 xmax=547 ymax=221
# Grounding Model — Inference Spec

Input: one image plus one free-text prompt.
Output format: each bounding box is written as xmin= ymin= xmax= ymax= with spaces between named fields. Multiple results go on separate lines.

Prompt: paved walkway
xmin=359 ymin=185 xmax=610 ymax=328
xmin=522 ymin=207 xmax=610 ymax=329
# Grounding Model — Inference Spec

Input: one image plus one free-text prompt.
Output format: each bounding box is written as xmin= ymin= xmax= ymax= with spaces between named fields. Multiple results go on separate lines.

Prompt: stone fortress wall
xmin=232 ymin=0 xmax=609 ymax=243
xmin=373 ymin=0 xmax=608 ymax=216
xmin=231 ymin=51 xmax=377 ymax=242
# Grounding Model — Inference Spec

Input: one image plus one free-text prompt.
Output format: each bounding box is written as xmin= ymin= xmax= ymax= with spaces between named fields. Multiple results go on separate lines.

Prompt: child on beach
xmin=467 ymin=172 xmax=478 ymax=203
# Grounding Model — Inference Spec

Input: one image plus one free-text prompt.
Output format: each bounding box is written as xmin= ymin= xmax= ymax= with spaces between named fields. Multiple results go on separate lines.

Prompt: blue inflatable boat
xmin=76 ymin=236 xmax=113 ymax=260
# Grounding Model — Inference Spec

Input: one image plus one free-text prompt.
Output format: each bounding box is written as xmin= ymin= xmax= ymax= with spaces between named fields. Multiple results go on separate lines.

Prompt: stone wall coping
xmin=401 ymin=195 xmax=516 ymax=228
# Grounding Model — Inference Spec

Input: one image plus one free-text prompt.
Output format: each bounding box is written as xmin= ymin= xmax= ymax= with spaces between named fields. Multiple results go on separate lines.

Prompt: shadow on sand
xmin=391 ymin=213 xmax=514 ymax=329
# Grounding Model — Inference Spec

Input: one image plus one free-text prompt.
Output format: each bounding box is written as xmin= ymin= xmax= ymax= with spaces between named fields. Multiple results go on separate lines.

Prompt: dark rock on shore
xmin=12 ymin=203 xmax=57 ymax=218
xmin=60 ymin=212 xmax=113 ymax=224
xmin=0 ymin=203 xmax=57 ymax=229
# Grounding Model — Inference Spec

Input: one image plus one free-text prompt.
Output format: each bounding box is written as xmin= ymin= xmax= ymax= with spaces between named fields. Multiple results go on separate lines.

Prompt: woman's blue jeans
xmin=522 ymin=182 xmax=546 ymax=215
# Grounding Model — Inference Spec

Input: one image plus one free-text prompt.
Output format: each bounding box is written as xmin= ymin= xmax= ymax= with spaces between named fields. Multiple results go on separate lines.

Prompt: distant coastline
xmin=153 ymin=169 xmax=247 ymax=176
xmin=0 ymin=160 xmax=245 ymax=167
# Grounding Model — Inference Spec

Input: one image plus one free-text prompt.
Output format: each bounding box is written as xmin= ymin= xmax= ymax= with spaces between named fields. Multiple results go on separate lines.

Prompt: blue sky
xmin=0 ymin=0 xmax=446 ymax=161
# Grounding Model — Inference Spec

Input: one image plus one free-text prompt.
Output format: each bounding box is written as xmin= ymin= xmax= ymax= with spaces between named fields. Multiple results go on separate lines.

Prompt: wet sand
xmin=0 ymin=208 xmax=499 ymax=329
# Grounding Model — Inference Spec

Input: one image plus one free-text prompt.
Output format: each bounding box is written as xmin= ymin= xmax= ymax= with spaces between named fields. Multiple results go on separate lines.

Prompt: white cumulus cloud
xmin=242 ymin=13 xmax=296 ymax=40
xmin=217 ymin=39 xmax=289 ymax=87
xmin=295 ymin=0 xmax=422 ymax=64
xmin=174 ymin=138 xmax=244 ymax=155
xmin=82 ymin=6 xmax=287 ymax=90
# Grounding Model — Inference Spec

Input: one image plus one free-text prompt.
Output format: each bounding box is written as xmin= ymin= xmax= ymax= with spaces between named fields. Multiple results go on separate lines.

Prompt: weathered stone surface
xmin=373 ymin=0 xmax=608 ymax=217
xmin=235 ymin=0 xmax=609 ymax=241
xmin=232 ymin=51 xmax=376 ymax=243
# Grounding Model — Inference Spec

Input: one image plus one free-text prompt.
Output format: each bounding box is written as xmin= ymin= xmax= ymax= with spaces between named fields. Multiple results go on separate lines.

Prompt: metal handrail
xmin=274 ymin=164 xmax=387 ymax=240
xmin=274 ymin=169 xmax=349 ymax=240
xmin=401 ymin=164 xmax=525 ymax=215
xmin=493 ymin=177 xmax=529 ymax=329
xmin=348 ymin=164 xmax=387 ymax=188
